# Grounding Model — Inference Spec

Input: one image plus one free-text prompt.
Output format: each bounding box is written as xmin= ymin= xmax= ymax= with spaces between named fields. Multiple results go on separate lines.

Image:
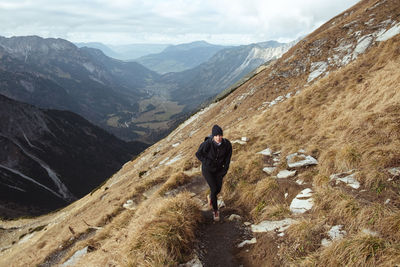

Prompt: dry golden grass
xmin=301 ymin=233 xmax=398 ymax=267
xmin=128 ymin=192 xmax=202 ymax=266
xmin=258 ymin=204 xmax=291 ymax=221
xmin=3 ymin=2 xmax=400 ymax=267
xmin=159 ymin=172 xmax=193 ymax=195
xmin=279 ymin=219 xmax=326 ymax=263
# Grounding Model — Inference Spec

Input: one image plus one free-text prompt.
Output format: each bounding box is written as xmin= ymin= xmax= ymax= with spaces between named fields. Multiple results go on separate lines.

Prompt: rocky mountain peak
xmin=0 ymin=35 xmax=77 ymax=59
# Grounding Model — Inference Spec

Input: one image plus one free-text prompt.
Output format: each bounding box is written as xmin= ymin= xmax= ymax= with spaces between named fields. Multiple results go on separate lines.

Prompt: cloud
xmin=0 ymin=0 xmax=359 ymax=45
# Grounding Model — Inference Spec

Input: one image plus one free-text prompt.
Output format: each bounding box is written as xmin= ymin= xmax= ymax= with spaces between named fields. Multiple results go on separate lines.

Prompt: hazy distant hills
xmin=156 ymin=40 xmax=296 ymax=109
xmin=0 ymin=94 xmax=147 ymax=218
xmin=75 ymin=42 xmax=169 ymax=60
xmin=135 ymin=41 xmax=231 ymax=74
xmin=0 ymin=35 xmax=160 ymax=142
xmin=0 ymin=35 xmax=294 ymax=143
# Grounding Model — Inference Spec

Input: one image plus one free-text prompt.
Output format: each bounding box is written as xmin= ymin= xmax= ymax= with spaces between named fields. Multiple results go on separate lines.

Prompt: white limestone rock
xmin=263 ymin=167 xmax=276 ymax=175
xmin=277 ymin=170 xmax=297 ymax=179
xmin=228 ymin=214 xmax=242 ymax=222
xmin=218 ymin=199 xmax=225 ymax=209
xmin=232 ymin=140 xmax=247 ymax=145
xmin=122 ymin=199 xmax=136 ymax=210
xmin=238 ymin=238 xmax=257 ymax=248
xmin=387 ymin=167 xmax=400 ymax=177
xmin=251 ymin=218 xmax=297 ymax=233
xmin=166 ymin=154 xmax=182 ymax=165
xmin=258 ymin=148 xmax=272 ymax=156
xmin=179 ymin=255 xmax=203 ymax=267
xmin=321 ymin=225 xmax=347 ymax=247
xmin=330 ymin=170 xmax=360 ymax=189
xmin=159 ymin=157 xmax=170 ymax=165
xmin=286 ymin=153 xmax=318 ymax=168
xmin=362 ymin=228 xmax=379 ymax=237
xmin=61 ymin=247 xmax=88 ymax=266
xmin=307 ymin=61 xmax=328 ymax=83
xmin=352 ymin=35 xmax=373 ymax=60
xmin=290 ymin=188 xmax=313 ymax=214
xmin=377 ymin=22 xmax=400 ymax=42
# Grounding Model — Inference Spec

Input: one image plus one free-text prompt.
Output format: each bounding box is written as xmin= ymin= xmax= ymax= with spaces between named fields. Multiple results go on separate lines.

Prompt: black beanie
xmin=212 ymin=125 xmax=223 ymax=136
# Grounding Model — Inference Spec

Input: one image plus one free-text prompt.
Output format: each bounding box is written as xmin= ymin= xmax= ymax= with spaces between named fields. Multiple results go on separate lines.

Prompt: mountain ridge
xmin=0 ymin=94 xmax=147 ymax=219
xmin=4 ymin=1 xmax=400 ymax=264
xmin=135 ymin=41 xmax=230 ymax=74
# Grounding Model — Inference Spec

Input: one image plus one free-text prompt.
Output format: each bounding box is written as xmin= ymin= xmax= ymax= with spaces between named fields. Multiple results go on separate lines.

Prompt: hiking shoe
xmin=213 ymin=210 xmax=220 ymax=222
xmin=207 ymin=195 xmax=212 ymax=210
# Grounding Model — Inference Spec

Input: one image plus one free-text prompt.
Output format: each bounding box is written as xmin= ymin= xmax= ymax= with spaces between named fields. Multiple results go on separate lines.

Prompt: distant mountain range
xmin=155 ymin=40 xmax=296 ymax=110
xmin=135 ymin=41 xmax=231 ymax=74
xmin=0 ymin=94 xmax=147 ymax=218
xmin=0 ymin=35 xmax=161 ymax=142
xmin=0 ymin=35 xmax=295 ymax=143
xmin=75 ymin=42 xmax=169 ymax=61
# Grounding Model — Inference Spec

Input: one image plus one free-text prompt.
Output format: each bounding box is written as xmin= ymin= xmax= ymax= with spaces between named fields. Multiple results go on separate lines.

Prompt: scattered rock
xmin=122 ymin=199 xmax=136 ymax=210
xmin=377 ymin=22 xmax=400 ymax=42
xmin=263 ymin=167 xmax=276 ymax=175
xmin=284 ymin=193 xmax=288 ymax=199
xmin=251 ymin=218 xmax=297 ymax=233
xmin=286 ymin=153 xmax=318 ymax=168
xmin=166 ymin=154 xmax=182 ymax=165
xmin=385 ymin=199 xmax=390 ymax=205
xmin=352 ymin=35 xmax=373 ymax=60
xmin=237 ymin=238 xmax=257 ymax=248
xmin=387 ymin=167 xmax=400 ymax=180
xmin=290 ymin=188 xmax=313 ymax=214
xmin=295 ymin=179 xmax=304 ymax=185
xmin=330 ymin=170 xmax=360 ymax=189
xmin=321 ymin=225 xmax=347 ymax=247
xmin=218 ymin=199 xmax=226 ymax=209
xmin=241 ymin=137 xmax=249 ymax=142
xmin=172 ymin=143 xmax=180 ymax=148
xmin=61 ymin=246 xmax=88 ymax=266
xmin=232 ymin=140 xmax=247 ymax=145
xmin=258 ymin=148 xmax=272 ymax=156
xmin=276 ymin=170 xmax=297 ymax=179
xmin=179 ymin=255 xmax=203 ymax=267
xmin=159 ymin=157 xmax=170 ymax=165
xmin=18 ymin=233 xmax=35 ymax=244
xmin=307 ymin=61 xmax=328 ymax=83
xmin=227 ymin=214 xmax=242 ymax=222
xmin=244 ymin=222 xmax=252 ymax=226
xmin=362 ymin=228 xmax=379 ymax=237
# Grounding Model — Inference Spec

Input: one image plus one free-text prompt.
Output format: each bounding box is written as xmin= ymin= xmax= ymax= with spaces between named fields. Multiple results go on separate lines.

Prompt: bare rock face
xmin=0 ymin=95 xmax=147 ymax=219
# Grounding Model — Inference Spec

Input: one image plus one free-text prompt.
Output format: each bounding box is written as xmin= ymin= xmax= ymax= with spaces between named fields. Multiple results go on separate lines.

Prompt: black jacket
xmin=196 ymin=136 xmax=232 ymax=173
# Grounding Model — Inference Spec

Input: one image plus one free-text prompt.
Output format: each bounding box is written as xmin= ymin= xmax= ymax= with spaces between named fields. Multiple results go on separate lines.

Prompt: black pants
xmin=202 ymin=166 xmax=225 ymax=211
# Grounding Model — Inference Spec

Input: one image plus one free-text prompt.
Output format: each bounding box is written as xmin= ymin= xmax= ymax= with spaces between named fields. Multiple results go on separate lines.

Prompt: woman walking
xmin=196 ymin=125 xmax=232 ymax=221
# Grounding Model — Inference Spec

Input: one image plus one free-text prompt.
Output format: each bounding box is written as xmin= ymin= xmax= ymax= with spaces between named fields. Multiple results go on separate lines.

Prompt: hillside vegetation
xmin=1 ymin=0 xmax=400 ymax=266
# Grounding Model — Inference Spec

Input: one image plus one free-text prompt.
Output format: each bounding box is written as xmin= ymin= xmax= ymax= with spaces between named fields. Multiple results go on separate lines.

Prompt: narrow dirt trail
xmin=177 ymin=173 xmax=253 ymax=266
xmin=195 ymin=207 xmax=251 ymax=267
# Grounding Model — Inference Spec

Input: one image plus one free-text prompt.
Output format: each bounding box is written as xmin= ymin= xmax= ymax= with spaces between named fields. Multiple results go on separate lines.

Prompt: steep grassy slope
xmin=1 ymin=0 xmax=400 ymax=266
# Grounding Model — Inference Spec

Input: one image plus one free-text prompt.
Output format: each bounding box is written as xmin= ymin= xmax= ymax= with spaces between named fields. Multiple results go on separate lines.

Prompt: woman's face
xmin=213 ymin=134 xmax=223 ymax=144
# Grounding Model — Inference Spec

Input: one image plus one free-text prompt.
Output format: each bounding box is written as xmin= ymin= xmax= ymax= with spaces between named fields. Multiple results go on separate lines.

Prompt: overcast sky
xmin=0 ymin=0 xmax=360 ymax=45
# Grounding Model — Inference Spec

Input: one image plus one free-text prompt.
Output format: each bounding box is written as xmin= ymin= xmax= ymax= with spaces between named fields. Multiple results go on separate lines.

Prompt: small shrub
xmin=129 ymin=193 xmax=202 ymax=266
xmin=160 ymin=172 xmax=192 ymax=194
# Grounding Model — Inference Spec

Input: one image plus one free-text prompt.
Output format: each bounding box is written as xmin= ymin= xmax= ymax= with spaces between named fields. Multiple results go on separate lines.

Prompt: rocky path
xmin=195 ymin=208 xmax=250 ymax=267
